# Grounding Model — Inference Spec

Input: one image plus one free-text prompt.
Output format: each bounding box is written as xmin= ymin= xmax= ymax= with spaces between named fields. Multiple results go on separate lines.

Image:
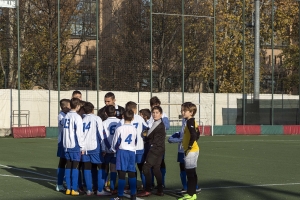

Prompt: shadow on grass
xmin=167 ymin=179 xmax=300 ymax=200
xmin=2 ymin=165 xmax=300 ymax=200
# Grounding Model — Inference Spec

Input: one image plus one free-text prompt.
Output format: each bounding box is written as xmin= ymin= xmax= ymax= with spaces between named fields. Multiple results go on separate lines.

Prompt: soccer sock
xmin=97 ymin=169 xmax=105 ymax=192
xmin=78 ymin=170 xmax=83 ymax=188
xmin=91 ymin=167 xmax=98 ymax=189
xmin=57 ymin=168 xmax=65 ymax=185
xmin=180 ymin=171 xmax=187 ymax=190
xmin=129 ymin=177 xmax=137 ymax=195
xmin=84 ymin=170 xmax=92 ymax=191
xmin=141 ymin=172 xmax=146 ymax=188
xmin=110 ymin=172 xmax=117 ymax=190
xmin=65 ymin=169 xmax=71 ymax=190
xmin=160 ymin=168 xmax=166 ymax=186
xmin=118 ymin=179 xmax=126 ymax=197
xmin=71 ymin=169 xmax=79 ymax=191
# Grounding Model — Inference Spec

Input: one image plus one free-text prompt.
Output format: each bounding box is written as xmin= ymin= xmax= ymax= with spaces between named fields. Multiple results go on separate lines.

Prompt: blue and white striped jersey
xmin=82 ymin=114 xmax=104 ymax=154
xmin=120 ymin=114 xmax=148 ymax=152
xmin=111 ymin=123 xmax=137 ymax=152
xmin=62 ymin=110 xmax=84 ymax=152
xmin=58 ymin=111 xmax=67 ymax=146
xmin=102 ymin=117 xmax=121 ymax=152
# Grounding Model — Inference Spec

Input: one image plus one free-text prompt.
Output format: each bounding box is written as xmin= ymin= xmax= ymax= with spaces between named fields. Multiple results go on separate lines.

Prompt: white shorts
xmin=184 ymin=150 xmax=199 ymax=169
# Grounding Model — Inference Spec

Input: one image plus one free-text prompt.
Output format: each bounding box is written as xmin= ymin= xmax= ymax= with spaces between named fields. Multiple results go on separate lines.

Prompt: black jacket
xmin=146 ymin=119 xmax=166 ymax=155
xmin=97 ymin=105 xmax=125 ymax=121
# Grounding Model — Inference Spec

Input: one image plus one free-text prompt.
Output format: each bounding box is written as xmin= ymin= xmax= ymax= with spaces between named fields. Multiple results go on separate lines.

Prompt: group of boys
xmin=55 ymin=91 xmax=201 ymax=200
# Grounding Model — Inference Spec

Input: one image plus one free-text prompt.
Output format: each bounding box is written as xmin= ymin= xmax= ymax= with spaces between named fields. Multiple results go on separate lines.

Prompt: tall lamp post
xmin=296 ymin=0 xmax=300 ymax=118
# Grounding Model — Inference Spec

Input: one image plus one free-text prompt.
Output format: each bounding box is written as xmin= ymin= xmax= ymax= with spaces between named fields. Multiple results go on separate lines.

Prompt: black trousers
xmin=142 ymin=151 xmax=163 ymax=192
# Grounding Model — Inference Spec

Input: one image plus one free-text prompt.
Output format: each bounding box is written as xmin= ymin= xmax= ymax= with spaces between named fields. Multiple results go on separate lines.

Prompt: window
xmin=71 ymin=0 xmax=97 ymax=37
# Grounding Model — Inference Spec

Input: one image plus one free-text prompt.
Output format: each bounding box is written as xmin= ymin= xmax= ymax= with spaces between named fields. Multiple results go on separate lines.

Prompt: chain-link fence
xmin=0 ymin=0 xmax=300 ymax=128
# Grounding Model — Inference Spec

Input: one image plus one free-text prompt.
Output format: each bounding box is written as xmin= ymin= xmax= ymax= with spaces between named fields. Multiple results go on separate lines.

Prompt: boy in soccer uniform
xmin=81 ymin=102 xmax=111 ymax=196
xmin=121 ymin=102 xmax=148 ymax=189
xmin=110 ymin=109 xmax=138 ymax=200
xmin=62 ymin=98 xmax=84 ymax=196
xmin=178 ymin=102 xmax=200 ymax=200
xmin=139 ymin=109 xmax=151 ymax=124
xmin=102 ymin=105 xmax=121 ymax=193
xmin=148 ymin=96 xmax=170 ymax=188
xmin=56 ymin=99 xmax=71 ymax=192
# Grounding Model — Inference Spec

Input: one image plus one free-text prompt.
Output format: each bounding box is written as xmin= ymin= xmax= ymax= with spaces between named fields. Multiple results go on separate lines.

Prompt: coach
xmin=97 ymin=92 xmax=125 ymax=121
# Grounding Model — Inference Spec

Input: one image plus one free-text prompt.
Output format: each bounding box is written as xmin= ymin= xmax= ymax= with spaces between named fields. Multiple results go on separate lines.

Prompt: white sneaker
xmin=56 ymin=184 xmax=65 ymax=192
xmin=196 ymin=188 xmax=201 ymax=193
xmin=86 ymin=190 xmax=93 ymax=196
xmin=97 ymin=190 xmax=111 ymax=196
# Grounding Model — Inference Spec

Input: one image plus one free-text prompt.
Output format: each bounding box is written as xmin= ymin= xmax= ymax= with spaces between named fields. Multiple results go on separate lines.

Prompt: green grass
xmin=0 ymin=135 xmax=299 ymax=200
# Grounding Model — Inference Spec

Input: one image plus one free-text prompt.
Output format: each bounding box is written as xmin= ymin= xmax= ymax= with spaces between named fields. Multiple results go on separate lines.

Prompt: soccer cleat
xmin=155 ymin=191 xmax=164 ymax=196
xmin=71 ymin=190 xmax=80 ymax=196
xmin=97 ymin=190 xmax=112 ymax=196
xmin=110 ymin=196 xmax=123 ymax=200
xmin=196 ymin=188 xmax=201 ymax=193
xmin=176 ymin=189 xmax=187 ymax=195
xmin=56 ymin=184 xmax=66 ymax=192
xmin=65 ymin=189 xmax=71 ymax=195
xmin=86 ymin=190 xmax=93 ymax=196
xmin=137 ymin=191 xmax=151 ymax=197
xmin=178 ymin=194 xmax=197 ymax=200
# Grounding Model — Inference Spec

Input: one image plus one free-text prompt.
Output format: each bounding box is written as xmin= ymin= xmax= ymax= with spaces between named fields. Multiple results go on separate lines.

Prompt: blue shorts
xmin=81 ymin=153 xmax=103 ymax=164
xmin=56 ymin=146 xmax=65 ymax=158
xmin=116 ymin=150 xmax=136 ymax=172
xmin=104 ymin=153 xmax=116 ymax=164
xmin=177 ymin=152 xmax=185 ymax=163
xmin=65 ymin=152 xmax=81 ymax=162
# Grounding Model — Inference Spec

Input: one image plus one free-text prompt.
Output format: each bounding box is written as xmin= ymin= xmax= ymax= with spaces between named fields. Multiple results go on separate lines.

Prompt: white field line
xmin=197 ymin=182 xmax=300 ymax=190
xmin=0 ymin=173 xmax=56 ymax=182
xmin=0 ymin=164 xmax=56 ymax=179
xmin=164 ymin=182 xmax=300 ymax=193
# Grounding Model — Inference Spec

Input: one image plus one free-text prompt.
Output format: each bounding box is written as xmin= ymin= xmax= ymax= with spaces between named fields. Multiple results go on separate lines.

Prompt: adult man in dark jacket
xmin=97 ymin=92 xmax=125 ymax=121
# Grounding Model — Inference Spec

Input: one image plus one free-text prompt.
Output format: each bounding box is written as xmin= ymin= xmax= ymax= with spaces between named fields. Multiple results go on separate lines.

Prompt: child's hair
xmin=83 ymin=102 xmax=94 ymax=114
xmin=124 ymin=109 xmax=134 ymax=121
xmin=60 ymin=99 xmax=70 ymax=109
xmin=104 ymin=92 xmax=115 ymax=99
xmin=150 ymin=96 xmax=161 ymax=107
xmin=105 ymin=105 xmax=115 ymax=117
xmin=139 ymin=108 xmax=151 ymax=120
xmin=182 ymin=102 xmax=197 ymax=117
xmin=151 ymin=105 xmax=163 ymax=114
xmin=70 ymin=98 xmax=81 ymax=109
xmin=125 ymin=101 xmax=137 ymax=111
xmin=72 ymin=90 xmax=82 ymax=97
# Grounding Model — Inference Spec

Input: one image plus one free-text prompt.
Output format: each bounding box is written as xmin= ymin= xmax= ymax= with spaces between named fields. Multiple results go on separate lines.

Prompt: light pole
xmin=296 ymin=0 xmax=300 ymax=115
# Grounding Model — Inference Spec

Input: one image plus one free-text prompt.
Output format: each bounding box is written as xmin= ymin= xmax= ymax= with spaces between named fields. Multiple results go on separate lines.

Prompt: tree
xmin=0 ymin=0 xmax=95 ymax=90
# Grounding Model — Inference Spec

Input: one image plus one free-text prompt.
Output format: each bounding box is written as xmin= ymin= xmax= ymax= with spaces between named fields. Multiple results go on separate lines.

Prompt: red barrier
xmin=12 ymin=126 xmax=46 ymax=138
xmin=236 ymin=125 xmax=261 ymax=135
xmin=199 ymin=125 xmax=211 ymax=136
xmin=283 ymin=125 xmax=300 ymax=135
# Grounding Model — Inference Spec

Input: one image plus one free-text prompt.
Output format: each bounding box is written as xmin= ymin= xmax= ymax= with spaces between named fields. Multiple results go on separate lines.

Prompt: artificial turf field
xmin=0 ymin=135 xmax=299 ymax=200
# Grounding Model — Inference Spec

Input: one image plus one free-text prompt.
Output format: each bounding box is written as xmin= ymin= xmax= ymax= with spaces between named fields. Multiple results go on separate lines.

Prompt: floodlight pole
xmin=295 ymin=0 xmax=300 ymax=114
xmin=17 ymin=0 xmax=20 ymax=127
xmin=254 ymin=0 xmax=260 ymax=100
xmin=57 ymin=0 xmax=60 ymax=116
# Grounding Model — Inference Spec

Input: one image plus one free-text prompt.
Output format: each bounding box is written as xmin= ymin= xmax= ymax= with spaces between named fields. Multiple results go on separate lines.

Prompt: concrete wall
xmin=0 ymin=89 xmax=299 ymax=129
